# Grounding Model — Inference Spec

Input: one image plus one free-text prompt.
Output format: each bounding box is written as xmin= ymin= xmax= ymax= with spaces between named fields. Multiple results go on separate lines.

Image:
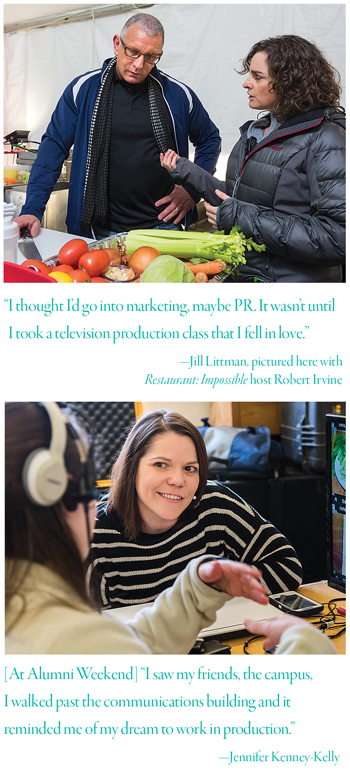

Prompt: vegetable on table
xmin=78 ymin=249 xmax=110 ymax=277
xmin=125 ymin=227 xmax=266 ymax=277
xmin=58 ymin=238 xmax=89 ymax=268
xmin=55 ymin=264 xmax=75 ymax=275
xmin=185 ymin=259 xmax=226 ymax=275
xmin=48 ymin=271 xmax=74 ymax=283
xmin=21 ymin=259 xmax=51 ymax=275
xmin=69 ymin=269 xmax=91 ymax=283
xmin=102 ymin=247 xmax=124 ymax=265
xmin=128 ymin=246 xmax=161 ymax=277
xmin=139 ymin=255 xmax=195 ymax=283
xmin=195 ymin=272 xmax=208 ymax=283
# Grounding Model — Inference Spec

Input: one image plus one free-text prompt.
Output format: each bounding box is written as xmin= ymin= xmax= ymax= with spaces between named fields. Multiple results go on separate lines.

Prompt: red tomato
xmin=90 ymin=276 xmax=108 ymax=283
xmin=20 ymin=259 xmax=51 ymax=275
xmin=55 ymin=264 xmax=75 ymax=275
xmin=78 ymin=249 xmax=110 ymax=277
xmin=70 ymin=269 xmax=91 ymax=283
xmin=58 ymin=239 xmax=89 ymax=268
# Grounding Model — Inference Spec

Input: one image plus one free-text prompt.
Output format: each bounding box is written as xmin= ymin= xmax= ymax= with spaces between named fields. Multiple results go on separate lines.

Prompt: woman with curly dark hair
xmin=161 ymin=35 xmax=345 ymax=283
xmin=241 ymin=35 xmax=344 ymax=122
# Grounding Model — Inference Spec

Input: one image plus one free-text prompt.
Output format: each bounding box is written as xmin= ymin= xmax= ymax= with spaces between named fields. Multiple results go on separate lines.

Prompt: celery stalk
xmin=125 ymin=230 xmax=209 ymax=258
xmin=125 ymin=228 xmax=265 ymax=275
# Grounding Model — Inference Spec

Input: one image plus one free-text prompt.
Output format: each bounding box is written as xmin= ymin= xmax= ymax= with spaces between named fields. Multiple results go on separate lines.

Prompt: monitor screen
xmin=325 ymin=414 xmax=346 ymax=592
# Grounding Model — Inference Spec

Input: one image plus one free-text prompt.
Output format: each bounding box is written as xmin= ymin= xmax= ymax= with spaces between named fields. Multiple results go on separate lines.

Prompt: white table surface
xmin=103 ymin=595 xmax=284 ymax=638
xmin=16 ymin=228 xmax=93 ymax=264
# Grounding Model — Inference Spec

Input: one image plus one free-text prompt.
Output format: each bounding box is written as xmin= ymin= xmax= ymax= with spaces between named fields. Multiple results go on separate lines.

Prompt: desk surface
xmin=224 ymin=583 xmax=346 ymax=655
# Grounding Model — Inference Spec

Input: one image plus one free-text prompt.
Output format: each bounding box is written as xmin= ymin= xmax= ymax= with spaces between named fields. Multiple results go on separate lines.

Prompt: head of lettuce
xmin=139 ymin=255 xmax=195 ymax=283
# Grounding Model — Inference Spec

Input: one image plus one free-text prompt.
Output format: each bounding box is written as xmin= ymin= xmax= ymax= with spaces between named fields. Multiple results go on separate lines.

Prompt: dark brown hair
xmin=5 ymin=402 xmax=92 ymax=629
xmin=240 ymin=35 xmax=344 ymax=121
xmin=107 ymin=409 xmax=208 ymax=540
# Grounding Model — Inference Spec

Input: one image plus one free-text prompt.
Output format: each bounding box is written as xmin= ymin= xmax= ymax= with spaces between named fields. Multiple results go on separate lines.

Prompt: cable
xmin=311 ymin=596 xmax=346 ymax=639
xmin=84 ymin=502 xmax=92 ymax=545
xmin=243 ymin=634 xmax=266 ymax=655
xmin=243 ymin=596 xmax=346 ymax=654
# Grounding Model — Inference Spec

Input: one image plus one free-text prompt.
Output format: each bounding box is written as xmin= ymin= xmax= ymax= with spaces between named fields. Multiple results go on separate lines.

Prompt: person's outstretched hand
xmin=198 ymin=559 xmax=268 ymax=606
xmin=244 ymin=615 xmax=311 ymax=650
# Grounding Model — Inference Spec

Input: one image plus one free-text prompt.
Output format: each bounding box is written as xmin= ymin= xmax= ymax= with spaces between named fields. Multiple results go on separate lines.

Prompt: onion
xmin=128 ymin=246 xmax=161 ymax=276
xmin=102 ymin=247 xmax=124 ymax=265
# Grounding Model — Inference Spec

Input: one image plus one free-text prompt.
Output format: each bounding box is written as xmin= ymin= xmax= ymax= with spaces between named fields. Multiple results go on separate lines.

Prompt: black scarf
xmin=80 ymin=59 xmax=176 ymax=235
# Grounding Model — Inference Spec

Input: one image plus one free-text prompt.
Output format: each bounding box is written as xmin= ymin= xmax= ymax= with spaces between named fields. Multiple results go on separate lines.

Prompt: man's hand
xmin=244 ymin=616 xmax=311 ymax=651
xmin=198 ymin=559 xmax=268 ymax=606
xmin=155 ymin=184 xmax=195 ymax=225
xmin=13 ymin=214 xmax=41 ymax=238
xmin=160 ymin=149 xmax=180 ymax=172
xmin=204 ymin=188 xmax=230 ymax=228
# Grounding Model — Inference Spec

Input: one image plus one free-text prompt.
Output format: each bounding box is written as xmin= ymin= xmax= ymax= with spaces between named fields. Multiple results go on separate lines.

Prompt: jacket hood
xmin=240 ymin=106 xmax=346 ymax=136
xmin=281 ymin=107 xmax=345 ymax=130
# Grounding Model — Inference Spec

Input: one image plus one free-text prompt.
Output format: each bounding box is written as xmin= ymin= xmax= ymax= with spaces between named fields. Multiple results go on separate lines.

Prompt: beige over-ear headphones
xmin=22 ymin=402 xmax=69 ymax=507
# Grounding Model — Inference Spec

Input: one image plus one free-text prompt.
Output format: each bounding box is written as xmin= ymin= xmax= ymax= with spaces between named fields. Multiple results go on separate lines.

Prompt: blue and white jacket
xmin=21 ymin=60 xmax=221 ymax=236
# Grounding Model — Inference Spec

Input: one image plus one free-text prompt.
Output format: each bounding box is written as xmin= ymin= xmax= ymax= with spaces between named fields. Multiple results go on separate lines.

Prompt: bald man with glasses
xmin=15 ymin=13 xmax=221 ymax=239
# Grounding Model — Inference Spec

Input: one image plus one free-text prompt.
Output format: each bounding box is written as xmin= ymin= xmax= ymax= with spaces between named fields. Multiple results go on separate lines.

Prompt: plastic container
xmin=4 ymin=202 xmax=17 ymax=218
xmin=3 ymin=216 xmax=18 ymax=263
xmin=4 ymin=165 xmax=18 ymax=185
xmin=102 ymin=265 xmax=137 ymax=282
xmin=4 ymin=262 xmax=57 ymax=283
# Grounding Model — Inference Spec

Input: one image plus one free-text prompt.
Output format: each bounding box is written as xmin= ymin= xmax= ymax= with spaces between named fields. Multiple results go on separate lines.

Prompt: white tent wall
xmin=4 ymin=3 xmax=346 ymax=161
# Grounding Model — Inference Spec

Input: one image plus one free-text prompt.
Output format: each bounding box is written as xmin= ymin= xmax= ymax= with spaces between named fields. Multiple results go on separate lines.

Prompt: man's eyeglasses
xmin=120 ymin=38 xmax=162 ymax=66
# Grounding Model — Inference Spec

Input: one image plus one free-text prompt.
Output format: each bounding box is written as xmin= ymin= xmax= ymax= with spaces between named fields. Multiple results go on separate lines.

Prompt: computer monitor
xmin=325 ymin=414 xmax=346 ymax=592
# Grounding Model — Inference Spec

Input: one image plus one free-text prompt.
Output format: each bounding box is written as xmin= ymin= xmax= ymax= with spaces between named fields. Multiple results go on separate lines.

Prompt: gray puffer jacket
xmin=169 ymin=108 xmax=345 ymax=282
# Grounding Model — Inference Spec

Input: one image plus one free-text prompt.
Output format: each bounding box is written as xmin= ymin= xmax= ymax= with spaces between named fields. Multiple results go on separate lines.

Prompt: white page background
xmin=2 ymin=1 xmax=348 ymax=770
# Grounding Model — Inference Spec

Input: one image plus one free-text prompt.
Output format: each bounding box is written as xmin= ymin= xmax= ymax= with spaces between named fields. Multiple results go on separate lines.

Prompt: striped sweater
xmin=87 ymin=482 xmax=303 ymax=608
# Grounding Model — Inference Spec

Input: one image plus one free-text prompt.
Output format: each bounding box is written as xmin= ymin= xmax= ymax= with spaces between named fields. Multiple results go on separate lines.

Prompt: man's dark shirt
xmin=106 ymin=74 xmax=175 ymax=232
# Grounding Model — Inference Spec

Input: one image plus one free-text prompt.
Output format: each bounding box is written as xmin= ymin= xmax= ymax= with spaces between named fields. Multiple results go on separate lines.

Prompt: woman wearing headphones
xmin=5 ymin=402 xmax=335 ymax=656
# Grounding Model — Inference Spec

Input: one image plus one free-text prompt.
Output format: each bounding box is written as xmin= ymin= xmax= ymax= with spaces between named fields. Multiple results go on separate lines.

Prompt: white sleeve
xmin=277 ymin=625 xmax=337 ymax=655
xmin=127 ymin=555 xmax=231 ymax=654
